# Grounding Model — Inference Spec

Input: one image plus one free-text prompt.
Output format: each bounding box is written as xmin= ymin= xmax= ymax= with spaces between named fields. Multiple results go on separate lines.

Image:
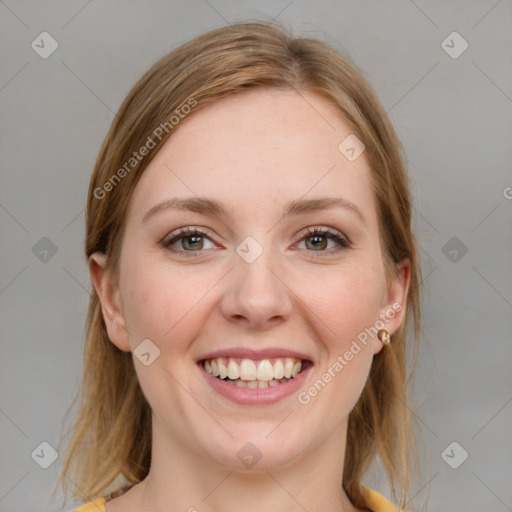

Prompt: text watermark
xmin=297 ymin=302 xmax=402 ymax=405
xmin=94 ymin=97 xmax=198 ymax=200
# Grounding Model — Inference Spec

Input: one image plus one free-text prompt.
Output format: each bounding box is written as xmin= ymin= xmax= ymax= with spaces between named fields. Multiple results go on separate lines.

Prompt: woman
xmin=58 ymin=21 xmax=422 ymax=512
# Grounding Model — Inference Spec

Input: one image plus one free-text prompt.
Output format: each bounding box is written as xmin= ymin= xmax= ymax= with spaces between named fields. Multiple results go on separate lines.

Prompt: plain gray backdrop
xmin=1 ymin=1 xmax=511 ymax=511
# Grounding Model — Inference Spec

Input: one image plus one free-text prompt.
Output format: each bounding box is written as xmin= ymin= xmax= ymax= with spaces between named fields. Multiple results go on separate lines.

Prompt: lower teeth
xmin=217 ymin=377 xmax=293 ymax=388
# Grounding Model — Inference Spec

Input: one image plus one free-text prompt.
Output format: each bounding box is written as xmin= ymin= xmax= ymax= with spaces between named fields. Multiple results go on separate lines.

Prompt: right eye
xmin=161 ymin=227 xmax=217 ymax=255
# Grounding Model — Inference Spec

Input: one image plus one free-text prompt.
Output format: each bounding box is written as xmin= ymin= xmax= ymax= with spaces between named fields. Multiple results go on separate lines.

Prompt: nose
xmin=220 ymin=248 xmax=292 ymax=330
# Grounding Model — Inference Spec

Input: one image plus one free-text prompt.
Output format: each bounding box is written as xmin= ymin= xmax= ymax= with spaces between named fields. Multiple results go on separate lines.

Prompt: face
xmin=90 ymin=88 xmax=409 ymax=472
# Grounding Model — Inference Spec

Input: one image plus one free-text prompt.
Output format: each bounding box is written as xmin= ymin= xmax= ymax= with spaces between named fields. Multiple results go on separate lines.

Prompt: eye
xmin=295 ymin=227 xmax=351 ymax=255
xmin=161 ymin=226 xmax=352 ymax=257
xmin=161 ymin=227 xmax=216 ymax=254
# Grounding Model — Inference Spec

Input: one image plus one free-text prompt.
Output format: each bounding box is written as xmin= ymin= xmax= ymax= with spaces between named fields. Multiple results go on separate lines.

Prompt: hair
xmin=56 ymin=20 xmax=423 ymax=510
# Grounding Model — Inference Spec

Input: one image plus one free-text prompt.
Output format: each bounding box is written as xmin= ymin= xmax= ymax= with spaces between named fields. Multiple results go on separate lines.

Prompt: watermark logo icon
xmin=338 ymin=134 xmax=365 ymax=162
xmin=442 ymin=236 xmax=468 ymax=263
xmin=236 ymin=236 xmax=263 ymax=264
xmin=134 ymin=338 xmax=161 ymax=366
xmin=441 ymin=441 xmax=468 ymax=469
xmin=31 ymin=441 xmax=58 ymax=469
xmin=31 ymin=32 xmax=59 ymax=59
xmin=237 ymin=442 xmax=262 ymax=468
xmin=32 ymin=237 xmax=58 ymax=263
xmin=441 ymin=32 xmax=468 ymax=59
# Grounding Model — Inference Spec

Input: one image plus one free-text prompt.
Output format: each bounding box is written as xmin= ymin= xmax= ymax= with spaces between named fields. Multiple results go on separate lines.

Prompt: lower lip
xmin=199 ymin=363 xmax=312 ymax=405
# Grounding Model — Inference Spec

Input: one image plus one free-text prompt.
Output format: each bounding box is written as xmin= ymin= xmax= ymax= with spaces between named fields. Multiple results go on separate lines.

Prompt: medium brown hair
xmin=57 ymin=21 xmax=423 ymax=509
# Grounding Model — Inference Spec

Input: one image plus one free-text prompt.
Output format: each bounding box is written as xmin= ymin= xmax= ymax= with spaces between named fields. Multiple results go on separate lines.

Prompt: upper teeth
xmin=204 ymin=357 xmax=303 ymax=381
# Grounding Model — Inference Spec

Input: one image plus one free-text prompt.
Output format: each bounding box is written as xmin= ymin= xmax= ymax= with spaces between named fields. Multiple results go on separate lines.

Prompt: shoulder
xmin=360 ymin=486 xmax=401 ymax=512
xmin=69 ymin=488 xmax=398 ymax=512
xmin=72 ymin=496 xmax=107 ymax=512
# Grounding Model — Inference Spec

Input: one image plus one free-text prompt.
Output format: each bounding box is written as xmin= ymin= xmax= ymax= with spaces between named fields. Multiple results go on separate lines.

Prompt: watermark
xmin=31 ymin=32 xmax=59 ymax=59
xmin=236 ymin=236 xmax=264 ymax=263
xmin=441 ymin=31 xmax=469 ymax=59
xmin=338 ymin=134 xmax=365 ymax=162
xmin=93 ymin=97 xmax=198 ymax=200
xmin=32 ymin=236 xmax=58 ymax=263
xmin=133 ymin=338 xmax=160 ymax=366
xmin=441 ymin=441 xmax=469 ymax=469
xmin=442 ymin=236 xmax=468 ymax=263
xmin=503 ymin=186 xmax=512 ymax=200
xmin=237 ymin=442 xmax=262 ymax=468
xmin=297 ymin=302 xmax=402 ymax=405
xmin=31 ymin=441 xmax=59 ymax=469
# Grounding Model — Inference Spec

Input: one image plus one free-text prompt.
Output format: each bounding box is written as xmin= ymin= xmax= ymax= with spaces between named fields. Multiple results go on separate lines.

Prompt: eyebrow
xmin=142 ymin=196 xmax=367 ymax=226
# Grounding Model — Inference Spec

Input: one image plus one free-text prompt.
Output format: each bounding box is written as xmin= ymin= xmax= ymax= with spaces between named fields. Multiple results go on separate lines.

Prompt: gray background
xmin=1 ymin=1 xmax=511 ymax=511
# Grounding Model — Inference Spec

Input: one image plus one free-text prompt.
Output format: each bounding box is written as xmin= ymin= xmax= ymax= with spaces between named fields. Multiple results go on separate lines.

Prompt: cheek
xmin=120 ymin=256 xmax=215 ymax=348
xmin=298 ymin=272 xmax=381 ymax=415
xmin=325 ymin=270 xmax=384 ymax=390
xmin=301 ymin=262 xmax=384 ymax=341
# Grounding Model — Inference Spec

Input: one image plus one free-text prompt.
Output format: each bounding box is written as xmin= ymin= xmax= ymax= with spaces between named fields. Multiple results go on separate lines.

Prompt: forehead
xmin=127 ymin=88 xmax=377 ymax=226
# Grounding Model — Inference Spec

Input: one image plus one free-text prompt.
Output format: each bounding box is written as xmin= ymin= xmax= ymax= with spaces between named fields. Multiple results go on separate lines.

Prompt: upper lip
xmin=197 ymin=347 xmax=313 ymax=363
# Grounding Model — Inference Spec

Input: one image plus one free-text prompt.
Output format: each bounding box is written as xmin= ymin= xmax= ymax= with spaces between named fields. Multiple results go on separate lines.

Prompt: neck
xmin=124 ymin=416 xmax=362 ymax=512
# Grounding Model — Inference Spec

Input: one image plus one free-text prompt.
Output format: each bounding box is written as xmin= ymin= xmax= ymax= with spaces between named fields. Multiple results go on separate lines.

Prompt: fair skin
xmin=90 ymin=88 xmax=409 ymax=512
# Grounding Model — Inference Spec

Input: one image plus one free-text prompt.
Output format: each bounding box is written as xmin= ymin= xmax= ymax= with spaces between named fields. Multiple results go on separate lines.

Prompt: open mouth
xmin=200 ymin=357 xmax=312 ymax=389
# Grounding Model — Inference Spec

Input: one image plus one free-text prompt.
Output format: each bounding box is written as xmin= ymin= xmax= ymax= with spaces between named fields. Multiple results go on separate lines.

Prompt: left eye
xmin=296 ymin=227 xmax=351 ymax=253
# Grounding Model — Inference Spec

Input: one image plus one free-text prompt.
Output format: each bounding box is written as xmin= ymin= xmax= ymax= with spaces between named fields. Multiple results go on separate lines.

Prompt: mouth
xmin=199 ymin=356 xmax=313 ymax=389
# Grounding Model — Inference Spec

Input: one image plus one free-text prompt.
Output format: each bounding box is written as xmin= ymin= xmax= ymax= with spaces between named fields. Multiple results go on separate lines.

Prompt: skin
xmin=90 ymin=88 xmax=410 ymax=512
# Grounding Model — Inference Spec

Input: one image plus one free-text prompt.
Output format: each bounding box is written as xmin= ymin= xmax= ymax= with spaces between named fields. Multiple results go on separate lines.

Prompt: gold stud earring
xmin=377 ymin=329 xmax=391 ymax=346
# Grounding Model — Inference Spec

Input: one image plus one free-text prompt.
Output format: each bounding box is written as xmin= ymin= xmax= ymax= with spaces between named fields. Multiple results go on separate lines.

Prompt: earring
xmin=377 ymin=329 xmax=391 ymax=346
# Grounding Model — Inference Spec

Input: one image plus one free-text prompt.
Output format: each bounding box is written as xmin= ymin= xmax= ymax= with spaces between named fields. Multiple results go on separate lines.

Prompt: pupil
xmin=184 ymin=235 xmax=203 ymax=250
xmin=307 ymin=235 xmax=326 ymax=250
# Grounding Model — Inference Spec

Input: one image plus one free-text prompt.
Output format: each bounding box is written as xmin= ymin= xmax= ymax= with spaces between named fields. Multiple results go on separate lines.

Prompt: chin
xmin=201 ymin=427 xmax=307 ymax=472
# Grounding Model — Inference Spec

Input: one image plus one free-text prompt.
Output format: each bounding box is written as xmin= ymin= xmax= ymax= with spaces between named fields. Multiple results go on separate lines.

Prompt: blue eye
xmin=296 ymin=227 xmax=351 ymax=254
xmin=162 ymin=227 xmax=215 ymax=254
xmin=161 ymin=226 xmax=351 ymax=257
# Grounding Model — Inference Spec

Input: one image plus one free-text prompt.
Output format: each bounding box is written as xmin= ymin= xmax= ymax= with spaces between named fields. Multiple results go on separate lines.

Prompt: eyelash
xmin=161 ymin=226 xmax=352 ymax=257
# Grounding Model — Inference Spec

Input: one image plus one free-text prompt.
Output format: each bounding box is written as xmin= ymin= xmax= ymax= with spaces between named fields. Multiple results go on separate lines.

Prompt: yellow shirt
xmin=73 ymin=487 xmax=399 ymax=512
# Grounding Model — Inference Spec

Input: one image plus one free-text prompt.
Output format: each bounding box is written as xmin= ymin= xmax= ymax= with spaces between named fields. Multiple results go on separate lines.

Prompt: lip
xmin=196 ymin=347 xmax=313 ymax=363
xmin=198 ymin=361 xmax=313 ymax=405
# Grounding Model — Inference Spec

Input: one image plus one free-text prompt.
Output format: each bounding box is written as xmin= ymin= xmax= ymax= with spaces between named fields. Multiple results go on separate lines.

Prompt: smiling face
xmin=90 ymin=88 xmax=409 ymax=473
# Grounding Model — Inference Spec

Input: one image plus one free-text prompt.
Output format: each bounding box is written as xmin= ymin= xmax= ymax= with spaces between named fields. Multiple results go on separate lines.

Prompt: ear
xmin=89 ymin=252 xmax=131 ymax=352
xmin=372 ymin=258 xmax=411 ymax=355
